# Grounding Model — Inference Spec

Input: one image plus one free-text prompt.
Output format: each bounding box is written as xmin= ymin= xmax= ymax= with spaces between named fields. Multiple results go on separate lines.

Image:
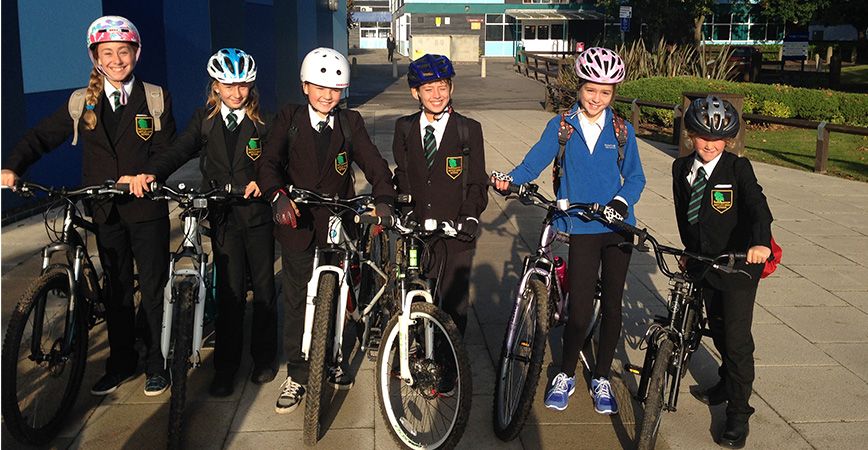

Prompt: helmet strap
xmin=419 ymin=101 xmax=452 ymax=121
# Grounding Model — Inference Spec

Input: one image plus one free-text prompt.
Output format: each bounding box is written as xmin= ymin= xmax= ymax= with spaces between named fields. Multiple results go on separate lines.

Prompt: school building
xmin=1 ymin=0 xmax=348 ymax=213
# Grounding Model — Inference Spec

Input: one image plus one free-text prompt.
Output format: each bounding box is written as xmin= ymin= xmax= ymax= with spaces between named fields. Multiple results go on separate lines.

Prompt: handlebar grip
xmin=114 ymin=183 xmax=131 ymax=193
xmin=732 ymin=252 xmax=748 ymax=260
xmin=226 ymin=184 xmax=247 ymax=196
xmin=488 ymin=179 xmax=522 ymax=194
xmin=354 ymin=214 xmax=396 ymax=228
xmin=396 ymin=194 xmax=413 ymax=204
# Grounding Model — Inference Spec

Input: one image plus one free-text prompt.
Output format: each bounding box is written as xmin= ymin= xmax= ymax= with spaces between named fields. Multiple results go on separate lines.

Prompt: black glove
xmin=605 ymin=199 xmax=629 ymax=222
xmin=375 ymin=203 xmax=392 ymax=218
xmin=456 ymin=216 xmax=479 ymax=242
xmin=272 ymin=189 xmax=298 ymax=228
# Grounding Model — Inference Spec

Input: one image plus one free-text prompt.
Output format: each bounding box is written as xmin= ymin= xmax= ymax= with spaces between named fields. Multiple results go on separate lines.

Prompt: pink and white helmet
xmin=86 ymin=15 xmax=141 ymax=64
xmin=575 ymin=47 xmax=625 ymax=84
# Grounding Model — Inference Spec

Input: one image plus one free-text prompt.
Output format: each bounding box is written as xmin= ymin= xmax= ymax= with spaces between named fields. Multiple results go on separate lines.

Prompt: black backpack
xmin=397 ymin=111 xmax=472 ymax=201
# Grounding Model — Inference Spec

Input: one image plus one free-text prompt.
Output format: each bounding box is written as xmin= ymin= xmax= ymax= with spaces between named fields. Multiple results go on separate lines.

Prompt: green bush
xmin=759 ymin=100 xmax=791 ymax=118
xmin=616 ymin=77 xmax=868 ymax=127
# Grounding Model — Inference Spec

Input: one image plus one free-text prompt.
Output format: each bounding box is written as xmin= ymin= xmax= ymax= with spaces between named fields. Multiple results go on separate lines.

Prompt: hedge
xmin=613 ymin=76 xmax=868 ymax=127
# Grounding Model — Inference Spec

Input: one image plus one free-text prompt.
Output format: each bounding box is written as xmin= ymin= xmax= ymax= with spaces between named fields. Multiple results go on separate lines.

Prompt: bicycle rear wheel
xmin=1 ymin=271 xmax=88 ymax=445
xmin=636 ymin=338 xmax=675 ymax=450
xmin=493 ymin=279 xmax=550 ymax=441
xmin=304 ymin=272 xmax=338 ymax=446
xmin=377 ymin=302 xmax=471 ymax=449
xmin=167 ymin=280 xmax=196 ymax=450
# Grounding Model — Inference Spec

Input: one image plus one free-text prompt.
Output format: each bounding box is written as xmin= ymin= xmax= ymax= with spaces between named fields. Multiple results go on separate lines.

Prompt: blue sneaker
xmin=591 ymin=377 xmax=618 ymax=415
xmin=144 ymin=374 xmax=170 ymax=397
xmin=544 ymin=372 xmax=576 ymax=411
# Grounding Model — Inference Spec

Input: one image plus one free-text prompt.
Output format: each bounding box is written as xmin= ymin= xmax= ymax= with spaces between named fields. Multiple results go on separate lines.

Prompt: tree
xmin=592 ymin=0 xmax=715 ymax=47
xmin=757 ymin=0 xmax=831 ymax=26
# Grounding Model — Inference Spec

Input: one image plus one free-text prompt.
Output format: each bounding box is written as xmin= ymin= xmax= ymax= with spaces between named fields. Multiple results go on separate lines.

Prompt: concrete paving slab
xmin=833 ymin=290 xmax=868 ymax=313
xmin=775 ymin=243 xmax=854 ymax=266
xmin=807 ymin=236 xmax=868 ymax=267
xmin=754 ymin=277 xmax=847 ymax=307
xmin=765 ymin=306 xmax=868 ymax=343
xmin=225 ymin=428 xmax=374 ymax=450
xmin=456 ymin=395 xmax=524 ymax=450
xmin=775 ymin=218 xmax=861 ymax=237
xmin=792 ymin=421 xmax=868 ymax=450
xmin=752 ymin=304 xmax=783 ymax=324
xmin=816 ymin=342 xmax=868 ymax=383
xmin=754 ymin=366 xmax=868 ymax=422
xmin=787 ymin=265 xmax=868 ymax=291
xmin=518 ymin=423 xmax=635 ymax=450
xmin=752 ymin=323 xmax=838 ymax=367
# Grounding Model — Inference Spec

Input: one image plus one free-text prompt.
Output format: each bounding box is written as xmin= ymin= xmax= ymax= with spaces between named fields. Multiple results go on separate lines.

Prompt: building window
xmin=360 ymin=21 xmax=391 ymax=39
xmin=551 ymin=24 xmax=564 ymax=40
xmin=703 ymin=3 xmax=784 ymax=43
xmin=417 ymin=16 xmax=424 ymax=23
xmin=522 ymin=0 xmax=568 ymax=4
xmin=485 ymin=14 xmax=517 ymax=42
xmin=537 ymin=25 xmax=549 ymax=40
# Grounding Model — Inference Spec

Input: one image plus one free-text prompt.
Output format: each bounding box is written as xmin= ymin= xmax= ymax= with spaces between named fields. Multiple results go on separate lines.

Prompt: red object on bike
xmin=761 ymin=236 xmax=782 ymax=279
xmin=554 ymin=256 xmax=569 ymax=293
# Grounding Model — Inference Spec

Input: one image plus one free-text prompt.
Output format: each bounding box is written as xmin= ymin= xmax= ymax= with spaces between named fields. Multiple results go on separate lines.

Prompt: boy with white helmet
xmin=493 ymin=47 xmax=646 ymax=415
xmin=257 ymin=47 xmax=395 ymax=414
xmin=129 ymin=48 xmax=278 ymax=397
xmin=2 ymin=15 xmax=177 ymax=397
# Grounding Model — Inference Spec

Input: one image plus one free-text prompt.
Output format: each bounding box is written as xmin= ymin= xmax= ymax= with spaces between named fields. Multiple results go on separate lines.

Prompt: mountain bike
xmin=1 ymin=181 xmax=126 ymax=445
xmin=607 ymin=222 xmax=750 ymax=450
xmin=491 ymin=181 xmax=610 ymax=441
xmin=281 ymin=186 xmax=391 ymax=446
xmin=356 ymin=212 xmax=472 ymax=449
xmin=144 ymin=182 xmax=246 ymax=450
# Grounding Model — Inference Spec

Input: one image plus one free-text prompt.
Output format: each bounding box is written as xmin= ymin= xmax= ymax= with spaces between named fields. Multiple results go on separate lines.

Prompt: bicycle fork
xmin=300 ymin=248 xmax=352 ymax=369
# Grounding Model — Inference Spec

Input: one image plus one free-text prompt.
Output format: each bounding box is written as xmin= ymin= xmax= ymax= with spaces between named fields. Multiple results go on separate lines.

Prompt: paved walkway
xmin=2 ymin=49 xmax=867 ymax=449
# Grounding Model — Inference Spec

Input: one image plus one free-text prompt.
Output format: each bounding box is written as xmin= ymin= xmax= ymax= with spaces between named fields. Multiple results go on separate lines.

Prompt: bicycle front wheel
xmin=168 ymin=280 xmax=196 ymax=450
xmin=636 ymin=338 xmax=675 ymax=450
xmin=493 ymin=279 xmax=550 ymax=441
xmin=304 ymin=272 xmax=338 ymax=446
xmin=377 ymin=302 xmax=471 ymax=449
xmin=1 ymin=271 xmax=88 ymax=445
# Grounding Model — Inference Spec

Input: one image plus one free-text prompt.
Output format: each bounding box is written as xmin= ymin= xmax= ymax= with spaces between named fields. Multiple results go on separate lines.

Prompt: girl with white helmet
xmin=1 ymin=15 xmax=177 ymax=397
xmin=128 ymin=48 xmax=278 ymax=397
xmin=492 ymin=47 xmax=646 ymax=415
xmin=257 ymin=47 xmax=395 ymax=414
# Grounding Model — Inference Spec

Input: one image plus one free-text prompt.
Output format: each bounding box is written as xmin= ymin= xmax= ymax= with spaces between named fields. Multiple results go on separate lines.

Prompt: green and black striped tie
xmin=226 ymin=112 xmax=238 ymax=132
xmin=687 ymin=166 xmax=707 ymax=225
xmin=423 ymin=125 xmax=437 ymax=168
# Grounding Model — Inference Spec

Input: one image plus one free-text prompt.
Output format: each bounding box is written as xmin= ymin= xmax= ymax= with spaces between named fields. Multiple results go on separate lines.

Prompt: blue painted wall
xmin=2 ymin=0 xmax=347 ymax=214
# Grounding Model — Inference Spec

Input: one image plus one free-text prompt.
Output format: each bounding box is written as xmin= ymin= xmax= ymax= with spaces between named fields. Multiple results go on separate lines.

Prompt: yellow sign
xmin=435 ymin=17 xmax=441 ymax=27
xmin=471 ymin=22 xmax=481 ymax=30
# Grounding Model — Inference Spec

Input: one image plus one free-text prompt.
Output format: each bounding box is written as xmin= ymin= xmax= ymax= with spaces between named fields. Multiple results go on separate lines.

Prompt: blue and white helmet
xmin=207 ymin=48 xmax=257 ymax=83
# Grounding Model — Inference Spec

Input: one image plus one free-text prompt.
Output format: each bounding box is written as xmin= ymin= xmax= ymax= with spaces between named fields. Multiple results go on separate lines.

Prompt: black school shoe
xmin=692 ymin=381 xmax=728 ymax=406
xmin=251 ymin=365 xmax=277 ymax=385
xmin=90 ymin=371 xmax=136 ymax=396
xmin=209 ymin=371 xmax=235 ymax=397
xmin=718 ymin=418 xmax=749 ymax=449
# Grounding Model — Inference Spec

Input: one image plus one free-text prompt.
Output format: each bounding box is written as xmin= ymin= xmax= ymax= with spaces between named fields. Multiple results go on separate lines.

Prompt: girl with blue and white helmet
xmin=129 ymin=48 xmax=278 ymax=397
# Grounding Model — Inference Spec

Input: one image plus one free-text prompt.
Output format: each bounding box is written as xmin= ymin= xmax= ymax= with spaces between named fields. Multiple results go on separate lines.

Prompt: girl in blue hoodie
xmin=493 ymin=47 xmax=645 ymax=415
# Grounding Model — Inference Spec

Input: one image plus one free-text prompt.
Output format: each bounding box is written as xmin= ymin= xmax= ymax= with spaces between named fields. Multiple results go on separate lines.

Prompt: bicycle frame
xmin=392 ymin=233 xmax=437 ymax=384
xmin=160 ymin=201 xmax=209 ymax=369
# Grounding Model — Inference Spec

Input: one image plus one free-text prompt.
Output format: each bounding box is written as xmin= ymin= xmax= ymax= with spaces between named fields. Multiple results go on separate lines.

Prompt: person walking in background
xmin=386 ymin=33 xmax=396 ymax=62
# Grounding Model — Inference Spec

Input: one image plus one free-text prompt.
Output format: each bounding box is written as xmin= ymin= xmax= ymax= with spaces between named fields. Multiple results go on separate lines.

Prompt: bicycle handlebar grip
xmin=226 ymin=184 xmax=247 ymax=196
xmin=354 ymin=214 xmax=396 ymax=228
xmin=396 ymin=194 xmax=413 ymax=204
xmin=114 ymin=183 xmax=131 ymax=193
xmin=732 ymin=252 xmax=748 ymax=260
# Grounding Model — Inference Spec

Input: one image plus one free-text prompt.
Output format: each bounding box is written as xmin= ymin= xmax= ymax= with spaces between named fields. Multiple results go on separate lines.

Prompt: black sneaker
xmin=251 ymin=365 xmax=277 ymax=385
xmin=437 ymin=373 xmax=457 ymax=397
xmin=327 ymin=365 xmax=354 ymax=390
xmin=209 ymin=371 xmax=235 ymax=397
xmin=144 ymin=374 xmax=170 ymax=397
xmin=275 ymin=376 xmax=305 ymax=414
xmin=90 ymin=371 xmax=135 ymax=396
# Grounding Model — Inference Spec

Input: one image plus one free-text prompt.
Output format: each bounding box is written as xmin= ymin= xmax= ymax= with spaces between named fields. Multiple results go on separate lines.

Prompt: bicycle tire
xmin=167 ymin=280 xmax=196 ymax=450
xmin=377 ymin=302 xmax=471 ymax=449
xmin=636 ymin=338 xmax=675 ymax=450
xmin=493 ymin=279 xmax=550 ymax=441
xmin=1 ymin=271 xmax=88 ymax=445
xmin=303 ymin=272 xmax=338 ymax=446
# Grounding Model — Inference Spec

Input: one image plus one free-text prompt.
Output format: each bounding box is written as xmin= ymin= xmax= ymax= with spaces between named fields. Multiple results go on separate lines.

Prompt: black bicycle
xmin=1 ymin=181 xmax=127 ymax=445
xmin=606 ymin=223 xmax=751 ymax=450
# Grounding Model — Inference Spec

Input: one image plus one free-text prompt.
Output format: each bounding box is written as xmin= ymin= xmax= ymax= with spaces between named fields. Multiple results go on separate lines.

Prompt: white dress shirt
xmin=103 ymin=76 xmax=135 ymax=112
xmin=308 ymin=105 xmax=334 ymax=131
xmin=419 ymin=110 xmax=450 ymax=150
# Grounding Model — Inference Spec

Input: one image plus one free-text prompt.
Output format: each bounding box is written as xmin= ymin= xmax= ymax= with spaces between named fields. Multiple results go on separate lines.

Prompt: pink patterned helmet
xmin=86 ymin=16 xmax=141 ymax=64
xmin=575 ymin=47 xmax=625 ymax=84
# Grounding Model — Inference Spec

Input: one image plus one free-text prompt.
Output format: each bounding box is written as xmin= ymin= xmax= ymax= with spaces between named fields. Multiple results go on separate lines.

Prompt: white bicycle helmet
xmin=300 ymin=47 xmax=350 ymax=89
xmin=575 ymin=47 xmax=626 ymax=84
xmin=207 ymin=48 xmax=257 ymax=83
xmin=86 ymin=15 xmax=141 ymax=65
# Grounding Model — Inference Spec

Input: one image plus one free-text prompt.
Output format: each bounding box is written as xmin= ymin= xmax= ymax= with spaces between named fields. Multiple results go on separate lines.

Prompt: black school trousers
xmin=424 ymin=238 xmax=474 ymax=336
xmin=211 ymin=218 xmax=278 ymax=375
xmin=561 ymin=231 xmax=632 ymax=379
xmin=96 ymin=209 xmax=169 ymax=377
xmin=703 ymin=282 xmax=758 ymax=423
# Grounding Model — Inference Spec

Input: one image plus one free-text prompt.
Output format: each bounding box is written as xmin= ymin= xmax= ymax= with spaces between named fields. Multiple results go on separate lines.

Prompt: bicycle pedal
xmin=625 ymin=363 xmax=643 ymax=375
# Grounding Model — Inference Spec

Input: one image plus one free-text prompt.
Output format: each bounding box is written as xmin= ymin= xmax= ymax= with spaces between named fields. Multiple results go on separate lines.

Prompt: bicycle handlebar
xmin=4 ymin=180 xmax=129 ymax=198
xmin=354 ymin=213 xmax=458 ymax=238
